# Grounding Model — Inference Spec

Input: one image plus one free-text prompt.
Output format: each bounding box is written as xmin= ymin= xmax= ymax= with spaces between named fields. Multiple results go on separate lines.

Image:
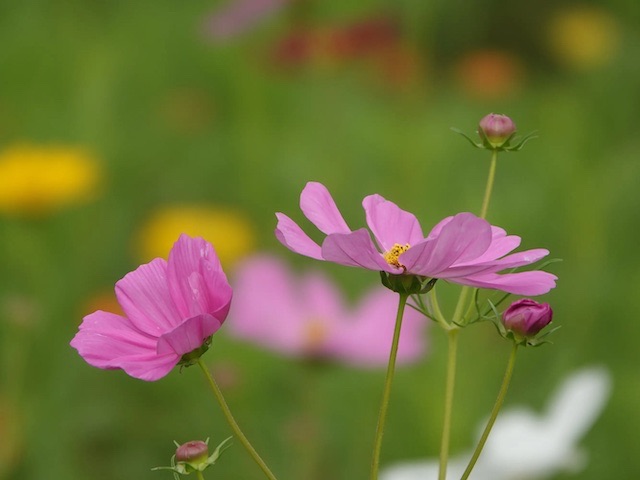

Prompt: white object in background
xmin=381 ymin=366 xmax=611 ymax=480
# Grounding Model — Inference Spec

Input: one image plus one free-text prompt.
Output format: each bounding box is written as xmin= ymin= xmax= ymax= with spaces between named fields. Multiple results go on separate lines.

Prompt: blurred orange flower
xmin=454 ymin=49 xmax=524 ymax=99
xmin=135 ymin=205 xmax=256 ymax=268
xmin=80 ymin=290 xmax=125 ymax=319
xmin=0 ymin=144 xmax=100 ymax=217
xmin=547 ymin=5 xmax=620 ymax=70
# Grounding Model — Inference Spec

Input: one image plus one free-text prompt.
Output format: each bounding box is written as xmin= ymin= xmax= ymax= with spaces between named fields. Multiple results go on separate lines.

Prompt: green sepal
xmin=452 ymin=127 xmax=538 ymax=152
xmin=451 ymin=127 xmax=484 ymax=149
xmin=178 ymin=336 xmax=212 ymax=367
xmin=379 ymin=272 xmax=436 ymax=295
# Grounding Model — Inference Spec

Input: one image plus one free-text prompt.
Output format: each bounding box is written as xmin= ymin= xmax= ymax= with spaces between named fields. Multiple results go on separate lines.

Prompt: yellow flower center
xmin=383 ymin=243 xmax=410 ymax=270
xmin=303 ymin=319 xmax=328 ymax=353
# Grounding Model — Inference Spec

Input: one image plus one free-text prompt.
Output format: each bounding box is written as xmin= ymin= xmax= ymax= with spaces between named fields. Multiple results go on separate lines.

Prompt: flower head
xmin=176 ymin=440 xmax=209 ymax=464
xmin=153 ymin=438 xmax=231 ymax=476
xmin=70 ymin=234 xmax=232 ymax=381
xmin=0 ymin=144 xmax=100 ymax=216
xmin=502 ymin=298 xmax=553 ymax=338
xmin=275 ymin=182 xmax=556 ymax=296
xmin=227 ymin=255 xmax=427 ymax=367
xmin=478 ymin=113 xmax=517 ymax=148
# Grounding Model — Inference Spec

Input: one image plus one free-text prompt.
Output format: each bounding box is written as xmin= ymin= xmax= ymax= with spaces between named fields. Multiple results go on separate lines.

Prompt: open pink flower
xmin=227 ymin=255 xmax=427 ymax=367
xmin=275 ymin=182 xmax=556 ymax=296
xmin=70 ymin=234 xmax=232 ymax=381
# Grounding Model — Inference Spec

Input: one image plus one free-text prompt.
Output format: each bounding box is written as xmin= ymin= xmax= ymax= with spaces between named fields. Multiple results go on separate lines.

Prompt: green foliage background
xmin=1 ymin=0 xmax=639 ymax=478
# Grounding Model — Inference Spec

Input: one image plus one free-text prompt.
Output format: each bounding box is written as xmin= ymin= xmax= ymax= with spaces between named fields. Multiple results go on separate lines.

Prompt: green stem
xmin=197 ymin=359 xmax=279 ymax=480
xmin=196 ymin=471 xmax=205 ymax=480
xmin=429 ymin=288 xmax=448 ymax=330
xmin=479 ymin=149 xmax=498 ymax=220
xmin=460 ymin=342 xmax=518 ymax=480
xmin=438 ymin=328 xmax=459 ymax=480
xmin=369 ymin=293 xmax=409 ymax=480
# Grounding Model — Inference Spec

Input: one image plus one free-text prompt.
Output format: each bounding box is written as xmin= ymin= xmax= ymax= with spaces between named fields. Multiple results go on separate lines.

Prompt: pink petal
xmin=363 ymin=194 xmax=424 ymax=251
xmin=275 ymin=213 xmax=323 ymax=260
xmin=322 ymin=229 xmax=396 ymax=272
xmin=402 ymin=213 xmax=492 ymax=275
xmin=117 ymin=353 xmax=183 ymax=381
xmin=329 ymin=289 xmax=427 ymax=367
xmin=70 ymin=311 xmax=179 ymax=381
xmin=227 ymin=255 xmax=303 ymax=350
xmin=462 ymin=234 xmax=521 ymax=264
xmin=300 ymin=272 xmax=346 ymax=321
xmin=157 ymin=314 xmax=223 ymax=356
xmin=431 ymin=249 xmax=550 ymax=279
xmin=115 ymin=258 xmax=183 ymax=336
xmin=478 ymin=248 xmax=550 ymax=272
xmin=454 ymin=271 xmax=558 ymax=295
xmin=228 ymin=255 xmax=345 ymax=357
xmin=300 ymin=182 xmax=351 ymax=235
xmin=167 ymin=234 xmax=232 ymax=321
xmin=425 ymin=215 xmax=454 ymax=239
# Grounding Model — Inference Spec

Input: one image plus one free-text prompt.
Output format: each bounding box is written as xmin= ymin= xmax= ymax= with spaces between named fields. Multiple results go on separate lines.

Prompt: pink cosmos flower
xmin=70 ymin=234 xmax=232 ymax=381
xmin=275 ymin=182 xmax=556 ymax=296
xmin=227 ymin=255 xmax=427 ymax=367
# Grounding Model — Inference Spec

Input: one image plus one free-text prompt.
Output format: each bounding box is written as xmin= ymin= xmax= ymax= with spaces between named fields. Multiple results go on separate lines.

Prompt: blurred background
xmin=0 ymin=0 xmax=639 ymax=478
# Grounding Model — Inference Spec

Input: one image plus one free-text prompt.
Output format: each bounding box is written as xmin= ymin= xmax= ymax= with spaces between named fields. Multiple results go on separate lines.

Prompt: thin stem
xmin=451 ymin=287 xmax=471 ymax=326
xmin=438 ymin=328 xmax=459 ymax=480
xmin=479 ymin=149 xmax=498 ymax=220
xmin=460 ymin=342 xmax=519 ymax=480
xmin=369 ymin=293 xmax=409 ymax=480
xmin=429 ymin=288 xmax=448 ymax=329
xmin=196 ymin=471 xmax=205 ymax=480
xmin=197 ymin=359 xmax=279 ymax=480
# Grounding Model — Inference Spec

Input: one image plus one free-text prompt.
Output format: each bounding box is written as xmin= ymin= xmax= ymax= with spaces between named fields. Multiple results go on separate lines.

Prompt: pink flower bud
xmin=502 ymin=299 xmax=553 ymax=337
xmin=478 ymin=113 xmax=517 ymax=147
xmin=175 ymin=440 xmax=209 ymax=464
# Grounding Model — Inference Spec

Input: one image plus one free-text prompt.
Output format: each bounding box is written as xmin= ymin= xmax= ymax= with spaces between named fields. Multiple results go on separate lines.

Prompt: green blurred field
xmin=1 ymin=0 xmax=639 ymax=478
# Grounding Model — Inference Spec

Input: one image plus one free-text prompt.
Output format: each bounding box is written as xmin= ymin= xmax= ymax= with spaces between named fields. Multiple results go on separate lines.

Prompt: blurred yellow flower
xmin=547 ymin=6 xmax=620 ymax=70
xmin=136 ymin=205 xmax=256 ymax=268
xmin=0 ymin=144 xmax=100 ymax=216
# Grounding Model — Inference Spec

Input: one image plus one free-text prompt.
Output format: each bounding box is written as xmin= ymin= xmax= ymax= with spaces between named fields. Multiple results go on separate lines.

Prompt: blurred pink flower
xmin=227 ymin=255 xmax=427 ymax=367
xmin=276 ymin=182 xmax=557 ymax=296
xmin=71 ymin=234 xmax=232 ymax=381
xmin=203 ymin=0 xmax=288 ymax=40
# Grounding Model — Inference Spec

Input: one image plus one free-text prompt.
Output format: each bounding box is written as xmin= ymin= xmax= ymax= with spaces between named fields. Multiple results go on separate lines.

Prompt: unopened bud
xmin=175 ymin=440 xmax=209 ymax=464
xmin=478 ymin=113 xmax=517 ymax=148
xmin=502 ymin=299 xmax=553 ymax=338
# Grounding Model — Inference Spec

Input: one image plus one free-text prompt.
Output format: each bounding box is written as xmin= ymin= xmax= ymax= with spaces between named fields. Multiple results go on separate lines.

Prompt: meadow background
xmin=1 ymin=0 xmax=639 ymax=478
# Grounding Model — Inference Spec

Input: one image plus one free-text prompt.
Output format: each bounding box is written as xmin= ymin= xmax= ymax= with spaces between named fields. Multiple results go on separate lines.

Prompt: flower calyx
xmin=380 ymin=272 xmax=437 ymax=295
xmin=178 ymin=336 xmax=213 ymax=368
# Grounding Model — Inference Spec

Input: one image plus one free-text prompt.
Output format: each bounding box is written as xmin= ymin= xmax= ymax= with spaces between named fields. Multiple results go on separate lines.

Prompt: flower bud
xmin=478 ymin=113 xmax=517 ymax=148
xmin=175 ymin=440 xmax=209 ymax=464
xmin=153 ymin=437 xmax=231 ymax=476
xmin=502 ymin=299 xmax=553 ymax=337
